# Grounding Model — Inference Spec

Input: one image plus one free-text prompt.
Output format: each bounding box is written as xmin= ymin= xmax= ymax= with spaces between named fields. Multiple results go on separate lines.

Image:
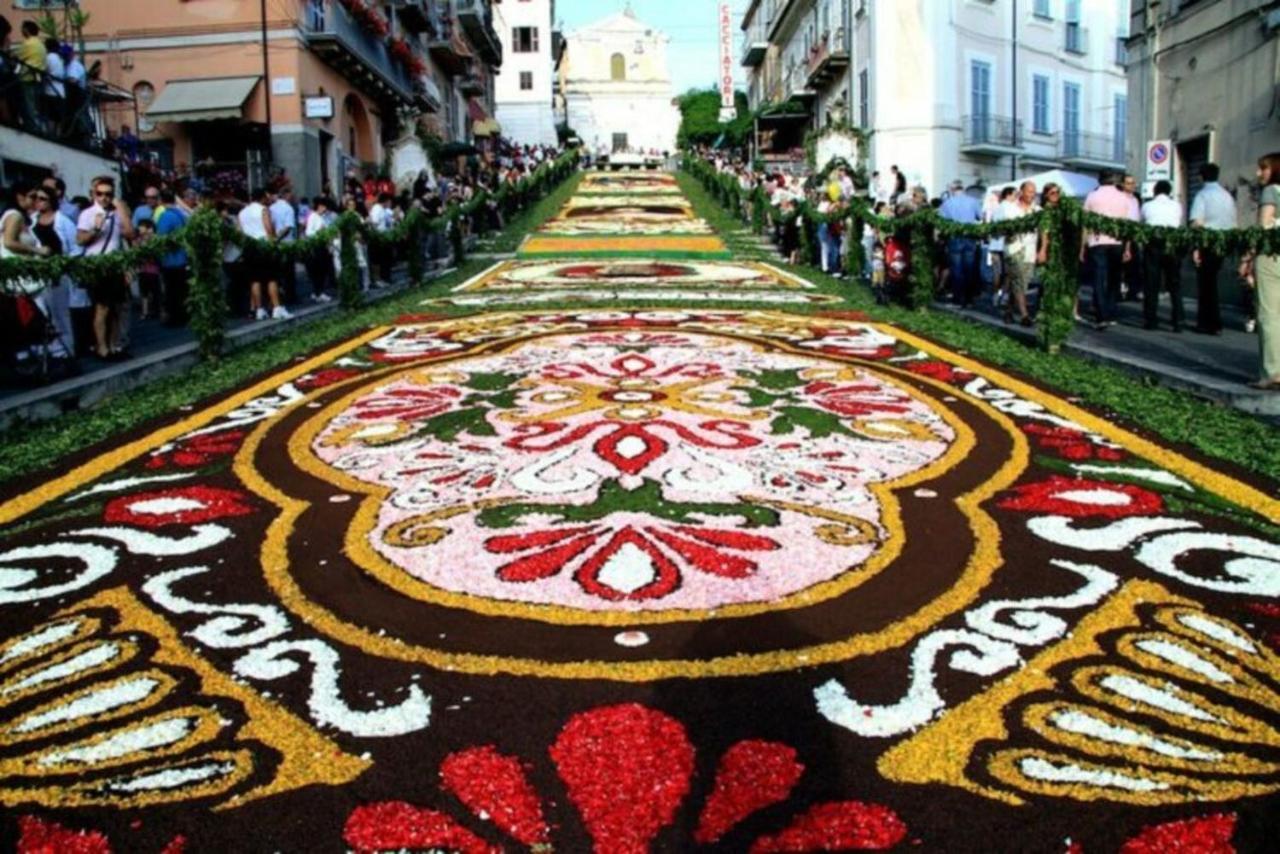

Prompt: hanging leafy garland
xmin=684 ymin=153 xmax=1280 ymax=349
xmin=0 ymin=151 xmax=579 ymax=361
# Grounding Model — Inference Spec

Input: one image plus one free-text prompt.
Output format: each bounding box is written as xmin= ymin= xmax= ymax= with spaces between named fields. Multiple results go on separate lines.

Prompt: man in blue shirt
xmin=938 ymin=180 xmax=982 ymax=306
xmin=154 ymin=188 xmax=189 ymax=326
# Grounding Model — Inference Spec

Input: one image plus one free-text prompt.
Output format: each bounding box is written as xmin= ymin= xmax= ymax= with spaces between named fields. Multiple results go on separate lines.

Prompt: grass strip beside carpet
xmin=676 ymin=170 xmax=1280 ymax=482
xmin=0 ymin=175 xmax=585 ymax=488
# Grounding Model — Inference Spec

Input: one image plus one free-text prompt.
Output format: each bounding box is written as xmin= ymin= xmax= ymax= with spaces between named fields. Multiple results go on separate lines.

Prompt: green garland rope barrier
xmin=683 ymin=153 xmax=1280 ymax=351
xmin=0 ymin=151 xmax=579 ymax=361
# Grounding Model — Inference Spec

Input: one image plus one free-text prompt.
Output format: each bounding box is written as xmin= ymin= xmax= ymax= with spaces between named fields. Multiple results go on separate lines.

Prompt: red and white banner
xmin=718 ymin=2 xmax=735 ymax=117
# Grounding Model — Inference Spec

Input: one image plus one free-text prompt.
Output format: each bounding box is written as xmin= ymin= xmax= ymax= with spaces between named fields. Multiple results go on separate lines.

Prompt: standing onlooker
xmin=939 ymin=180 xmax=982 ymax=307
xmin=42 ymin=37 xmax=65 ymax=133
xmin=983 ymin=188 xmax=1012 ymax=310
xmin=1001 ymin=181 xmax=1039 ymax=326
xmin=43 ymin=177 xmax=88 ymax=354
xmin=1189 ymin=163 xmax=1237 ymax=335
xmin=155 ymin=188 xmax=189 ymax=326
xmin=29 ymin=185 xmax=73 ymax=357
xmin=303 ymin=196 xmax=335 ymax=303
xmin=133 ymin=218 xmax=162 ymax=321
xmin=12 ymin=20 xmax=46 ymax=132
xmin=1240 ymin=152 xmax=1280 ymax=389
xmin=238 ymin=187 xmax=290 ymax=320
xmin=1140 ymin=180 xmax=1185 ymax=331
xmin=77 ymin=175 xmax=135 ymax=360
xmin=269 ymin=186 xmax=298 ymax=304
xmin=1080 ymin=171 xmax=1139 ymax=330
xmin=1119 ymin=174 xmax=1144 ymax=301
xmin=133 ymin=186 xmax=160 ymax=229
xmin=368 ymin=192 xmax=395 ymax=287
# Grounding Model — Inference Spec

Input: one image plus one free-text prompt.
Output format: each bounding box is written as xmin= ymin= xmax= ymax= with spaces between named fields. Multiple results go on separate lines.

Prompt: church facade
xmin=560 ymin=8 xmax=681 ymax=156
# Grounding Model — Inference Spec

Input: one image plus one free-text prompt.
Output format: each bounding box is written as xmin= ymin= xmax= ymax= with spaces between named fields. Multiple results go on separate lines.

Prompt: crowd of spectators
xmin=698 ymin=147 xmax=1280 ymax=388
xmin=0 ymin=15 xmax=94 ymax=146
xmin=0 ymin=137 xmax=565 ymax=383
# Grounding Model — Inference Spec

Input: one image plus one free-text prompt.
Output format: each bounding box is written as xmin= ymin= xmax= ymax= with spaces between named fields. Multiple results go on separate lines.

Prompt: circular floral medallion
xmin=309 ymin=333 xmax=956 ymax=617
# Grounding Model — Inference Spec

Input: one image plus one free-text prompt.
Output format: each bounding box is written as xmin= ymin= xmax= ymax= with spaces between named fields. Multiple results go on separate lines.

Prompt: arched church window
xmin=610 ymin=53 xmax=626 ymax=81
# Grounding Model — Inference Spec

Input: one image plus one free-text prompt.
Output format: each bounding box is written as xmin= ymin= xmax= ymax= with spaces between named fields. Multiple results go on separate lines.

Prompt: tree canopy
xmin=676 ymin=88 xmax=753 ymax=150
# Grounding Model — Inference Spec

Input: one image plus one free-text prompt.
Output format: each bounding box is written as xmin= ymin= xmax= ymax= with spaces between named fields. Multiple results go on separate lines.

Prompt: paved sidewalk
xmin=941 ymin=292 xmax=1279 ymax=420
xmin=0 ymin=260 xmax=455 ymax=429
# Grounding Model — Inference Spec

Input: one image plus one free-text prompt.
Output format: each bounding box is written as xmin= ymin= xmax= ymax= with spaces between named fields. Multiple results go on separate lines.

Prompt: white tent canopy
xmin=989 ymin=169 xmax=1099 ymax=199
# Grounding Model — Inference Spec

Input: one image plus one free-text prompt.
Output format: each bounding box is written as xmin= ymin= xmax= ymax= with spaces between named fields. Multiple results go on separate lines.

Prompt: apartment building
xmin=493 ymin=0 xmax=559 ymax=147
xmin=743 ymin=0 xmax=1131 ymax=193
xmin=1125 ymin=0 xmax=1280 ymax=213
xmin=74 ymin=0 xmax=502 ymax=196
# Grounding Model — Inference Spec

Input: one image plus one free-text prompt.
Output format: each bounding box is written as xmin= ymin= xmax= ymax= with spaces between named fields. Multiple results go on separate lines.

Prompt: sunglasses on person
xmin=95 ymin=190 xmax=115 ymax=199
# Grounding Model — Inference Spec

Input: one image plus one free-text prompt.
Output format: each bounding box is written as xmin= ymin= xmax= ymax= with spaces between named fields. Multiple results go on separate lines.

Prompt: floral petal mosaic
xmin=2 ymin=170 xmax=1277 ymax=852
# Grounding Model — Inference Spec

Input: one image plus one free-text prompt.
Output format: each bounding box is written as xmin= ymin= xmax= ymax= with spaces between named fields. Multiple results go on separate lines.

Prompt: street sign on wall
xmin=1146 ymin=139 xmax=1173 ymax=182
xmin=718 ymin=3 xmax=736 ymax=122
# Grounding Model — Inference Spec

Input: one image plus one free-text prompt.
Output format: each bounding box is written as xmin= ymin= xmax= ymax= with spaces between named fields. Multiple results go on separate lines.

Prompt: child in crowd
xmin=133 ymin=218 xmax=161 ymax=321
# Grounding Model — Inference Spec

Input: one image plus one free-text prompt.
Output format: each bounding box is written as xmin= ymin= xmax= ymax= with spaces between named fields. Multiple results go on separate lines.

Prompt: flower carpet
xmin=0 ymin=175 xmax=1278 ymax=853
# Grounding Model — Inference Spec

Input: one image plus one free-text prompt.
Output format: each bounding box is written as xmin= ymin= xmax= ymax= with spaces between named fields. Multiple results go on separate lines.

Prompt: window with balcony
xmin=1065 ymin=0 xmax=1086 ymax=54
xmin=512 ymin=26 xmax=539 ymax=53
xmin=1032 ymin=74 xmax=1050 ymax=134
xmin=520 ymin=71 xmax=533 ymax=91
xmin=1063 ymin=82 xmax=1081 ymax=156
xmin=1033 ymin=0 xmax=1052 ymax=18
xmin=970 ymin=60 xmax=992 ymax=142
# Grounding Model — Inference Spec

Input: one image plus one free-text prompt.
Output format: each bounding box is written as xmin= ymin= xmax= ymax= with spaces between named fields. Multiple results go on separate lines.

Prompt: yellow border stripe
xmin=881 ymin=323 xmax=1280 ymax=521
xmin=0 ymin=327 xmax=392 ymax=526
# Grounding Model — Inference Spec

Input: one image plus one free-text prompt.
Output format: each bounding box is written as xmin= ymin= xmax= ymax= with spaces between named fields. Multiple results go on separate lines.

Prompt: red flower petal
xmin=1118 ymin=813 xmax=1236 ymax=854
xmin=159 ymin=836 xmax=187 ymax=854
xmin=343 ymin=802 xmax=496 ymax=854
xmin=648 ymin=528 xmax=760 ymax=579
xmin=492 ymin=532 xmax=599 ymax=583
xmin=997 ymin=476 xmax=1163 ymax=519
xmin=102 ymin=486 xmax=254 ymax=529
xmin=749 ymin=801 xmax=909 ymax=853
xmin=574 ymin=528 xmax=682 ymax=601
xmin=550 ymin=703 xmax=695 ymax=854
xmin=695 ymin=740 xmax=805 ymax=844
xmin=16 ymin=816 xmax=112 ymax=854
xmin=440 ymin=746 xmax=550 ymax=847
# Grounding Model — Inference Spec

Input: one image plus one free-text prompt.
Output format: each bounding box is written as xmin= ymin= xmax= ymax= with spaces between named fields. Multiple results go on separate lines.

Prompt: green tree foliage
xmin=677 ymin=88 xmax=752 ymax=150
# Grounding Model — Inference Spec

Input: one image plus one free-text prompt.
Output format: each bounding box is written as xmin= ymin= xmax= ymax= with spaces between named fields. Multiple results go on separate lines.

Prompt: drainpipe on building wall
xmin=260 ymin=0 xmax=274 ymax=164
xmin=1010 ymin=0 xmax=1018 ymax=181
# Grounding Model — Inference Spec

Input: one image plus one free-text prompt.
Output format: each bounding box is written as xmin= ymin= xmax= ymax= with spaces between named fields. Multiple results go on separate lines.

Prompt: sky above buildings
xmin=558 ymin=0 xmax=748 ymax=95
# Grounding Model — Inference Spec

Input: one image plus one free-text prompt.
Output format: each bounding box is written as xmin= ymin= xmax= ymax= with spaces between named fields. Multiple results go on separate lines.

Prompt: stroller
xmin=1 ymin=281 xmax=77 ymax=386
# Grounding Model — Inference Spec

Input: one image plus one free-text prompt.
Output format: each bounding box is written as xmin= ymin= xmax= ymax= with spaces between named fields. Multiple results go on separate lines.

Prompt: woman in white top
xmin=237 ymin=187 xmax=290 ymax=320
xmin=2 ymin=180 xmax=54 ymax=363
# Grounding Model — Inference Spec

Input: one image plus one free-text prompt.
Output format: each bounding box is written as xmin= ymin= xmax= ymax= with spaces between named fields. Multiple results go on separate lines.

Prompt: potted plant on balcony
xmin=339 ymin=0 xmax=390 ymax=38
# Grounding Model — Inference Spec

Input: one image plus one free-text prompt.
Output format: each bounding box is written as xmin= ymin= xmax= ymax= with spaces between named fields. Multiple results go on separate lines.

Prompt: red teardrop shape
xmin=343 ymin=802 xmax=497 ymax=854
xmin=1119 ymin=813 xmax=1237 ymax=854
xmin=694 ymin=740 xmax=805 ymax=844
xmin=441 ymin=745 xmax=550 ymax=847
xmin=749 ymin=801 xmax=908 ymax=852
xmin=550 ymin=703 xmax=695 ymax=854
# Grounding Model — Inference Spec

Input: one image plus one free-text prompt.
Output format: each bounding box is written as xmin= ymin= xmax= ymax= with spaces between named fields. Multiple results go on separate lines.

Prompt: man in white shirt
xmin=238 ymin=186 xmax=290 ymax=320
xmin=1141 ymin=180 xmax=1185 ymax=331
xmin=1188 ymin=162 xmax=1237 ymax=334
xmin=1000 ymin=181 xmax=1040 ymax=326
xmin=269 ymin=186 xmax=299 ymax=304
xmin=303 ymin=196 xmax=335 ymax=302
xmin=367 ymin=192 xmax=394 ymax=287
xmin=76 ymin=175 xmax=134 ymax=358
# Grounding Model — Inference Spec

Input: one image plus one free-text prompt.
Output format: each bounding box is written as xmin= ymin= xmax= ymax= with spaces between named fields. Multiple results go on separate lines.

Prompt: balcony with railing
xmin=741 ymin=29 xmax=768 ymax=67
xmin=806 ymin=29 xmax=849 ymax=89
xmin=960 ymin=114 xmax=1024 ymax=155
xmin=391 ymin=0 xmax=441 ymax=36
xmin=428 ymin=11 xmax=473 ymax=75
xmin=1065 ymin=23 xmax=1088 ymax=55
xmin=455 ymin=0 xmax=503 ymax=66
xmin=785 ymin=63 xmax=817 ymax=103
xmin=1059 ymin=131 xmax=1125 ymax=169
xmin=302 ymin=0 xmax=417 ymax=103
